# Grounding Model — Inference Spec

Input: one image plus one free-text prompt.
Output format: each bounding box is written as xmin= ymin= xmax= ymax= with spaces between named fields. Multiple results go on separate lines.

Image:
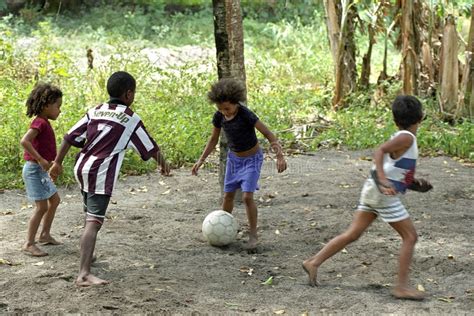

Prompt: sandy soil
xmin=0 ymin=150 xmax=473 ymax=314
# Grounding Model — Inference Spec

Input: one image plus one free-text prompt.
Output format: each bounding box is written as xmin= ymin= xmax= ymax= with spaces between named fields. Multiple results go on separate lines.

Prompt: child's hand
xmin=39 ymin=158 xmax=52 ymax=172
xmin=49 ymin=162 xmax=62 ymax=182
xmin=276 ymin=156 xmax=287 ymax=173
xmin=191 ymin=160 xmax=204 ymax=176
xmin=160 ymin=162 xmax=171 ymax=176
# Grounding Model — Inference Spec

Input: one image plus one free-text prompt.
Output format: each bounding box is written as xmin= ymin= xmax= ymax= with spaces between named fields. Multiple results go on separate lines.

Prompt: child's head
xmin=107 ymin=71 xmax=136 ymax=106
xmin=392 ymin=95 xmax=424 ymax=129
xmin=26 ymin=83 xmax=63 ymax=118
xmin=207 ymin=78 xmax=246 ymax=105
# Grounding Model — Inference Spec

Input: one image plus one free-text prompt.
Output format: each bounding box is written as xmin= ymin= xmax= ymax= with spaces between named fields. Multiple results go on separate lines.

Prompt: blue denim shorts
xmin=22 ymin=161 xmax=57 ymax=201
xmin=224 ymin=149 xmax=263 ymax=193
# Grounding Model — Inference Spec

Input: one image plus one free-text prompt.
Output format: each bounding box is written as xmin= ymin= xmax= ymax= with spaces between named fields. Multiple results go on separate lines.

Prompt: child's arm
xmin=49 ymin=139 xmax=72 ymax=181
xmin=192 ymin=127 xmax=220 ymax=175
xmin=373 ymin=133 xmax=413 ymax=195
xmin=21 ymin=129 xmax=51 ymax=171
xmin=255 ymin=121 xmax=287 ymax=173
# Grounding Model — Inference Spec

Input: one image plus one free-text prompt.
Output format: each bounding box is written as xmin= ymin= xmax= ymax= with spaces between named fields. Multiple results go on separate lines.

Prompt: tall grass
xmin=0 ymin=6 xmax=472 ymax=189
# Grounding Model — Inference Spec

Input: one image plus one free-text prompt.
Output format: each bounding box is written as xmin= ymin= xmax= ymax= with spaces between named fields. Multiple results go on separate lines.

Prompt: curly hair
xmin=392 ymin=95 xmax=423 ymax=129
xmin=207 ymin=78 xmax=246 ymax=104
xmin=26 ymin=83 xmax=63 ymax=118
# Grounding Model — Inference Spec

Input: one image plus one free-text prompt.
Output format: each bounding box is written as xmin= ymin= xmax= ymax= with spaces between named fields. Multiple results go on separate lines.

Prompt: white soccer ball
xmin=202 ymin=210 xmax=239 ymax=246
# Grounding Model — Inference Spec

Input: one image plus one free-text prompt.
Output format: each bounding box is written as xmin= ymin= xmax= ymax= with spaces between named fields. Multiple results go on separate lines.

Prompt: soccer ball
xmin=202 ymin=210 xmax=239 ymax=246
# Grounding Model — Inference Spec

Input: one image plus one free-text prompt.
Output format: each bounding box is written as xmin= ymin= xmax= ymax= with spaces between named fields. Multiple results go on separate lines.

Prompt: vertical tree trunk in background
xmin=324 ymin=0 xmax=357 ymax=110
xmin=212 ymin=0 xmax=246 ymax=197
xmin=439 ymin=15 xmax=459 ymax=118
xmin=360 ymin=24 xmax=375 ymax=88
xmin=460 ymin=5 xmax=474 ymax=119
xmin=401 ymin=0 xmax=419 ymax=95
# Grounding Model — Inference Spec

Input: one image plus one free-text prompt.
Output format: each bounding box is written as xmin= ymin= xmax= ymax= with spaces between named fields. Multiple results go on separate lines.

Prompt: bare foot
xmin=38 ymin=236 xmax=62 ymax=245
xmin=75 ymin=273 xmax=109 ymax=287
xmin=246 ymin=234 xmax=258 ymax=254
xmin=391 ymin=286 xmax=425 ymax=300
xmin=302 ymin=260 xmax=318 ymax=287
xmin=22 ymin=243 xmax=48 ymax=257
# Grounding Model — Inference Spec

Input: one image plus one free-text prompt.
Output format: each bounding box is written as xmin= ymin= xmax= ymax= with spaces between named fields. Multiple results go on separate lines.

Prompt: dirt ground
xmin=0 ymin=150 xmax=473 ymax=314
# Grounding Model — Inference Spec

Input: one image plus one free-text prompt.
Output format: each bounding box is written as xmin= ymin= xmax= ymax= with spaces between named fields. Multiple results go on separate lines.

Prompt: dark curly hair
xmin=26 ymin=83 xmax=63 ymax=118
xmin=392 ymin=95 xmax=423 ymax=129
xmin=207 ymin=78 xmax=246 ymax=104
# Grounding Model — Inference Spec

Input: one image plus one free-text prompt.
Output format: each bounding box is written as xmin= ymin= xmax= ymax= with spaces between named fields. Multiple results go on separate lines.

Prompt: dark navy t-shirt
xmin=212 ymin=104 xmax=259 ymax=152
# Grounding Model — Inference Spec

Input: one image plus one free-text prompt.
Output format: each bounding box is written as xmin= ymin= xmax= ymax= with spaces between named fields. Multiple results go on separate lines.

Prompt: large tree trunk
xmin=439 ymin=15 xmax=459 ymax=118
xmin=324 ymin=0 xmax=357 ymax=110
xmin=460 ymin=5 xmax=474 ymax=119
xmin=400 ymin=0 xmax=419 ymax=95
xmin=212 ymin=0 xmax=246 ymax=197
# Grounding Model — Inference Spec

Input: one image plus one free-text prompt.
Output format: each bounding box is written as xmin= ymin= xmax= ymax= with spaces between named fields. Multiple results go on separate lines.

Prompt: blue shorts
xmin=22 ymin=161 xmax=57 ymax=201
xmin=224 ymin=149 xmax=263 ymax=193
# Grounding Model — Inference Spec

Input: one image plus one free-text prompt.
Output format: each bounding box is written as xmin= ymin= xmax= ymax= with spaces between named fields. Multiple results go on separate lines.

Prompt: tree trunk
xmin=439 ymin=15 xmax=459 ymax=118
xmin=360 ymin=24 xmax=375 ymax=88
xmin=460 ymin=5 xmax=474 ymax=119
xmin=325 ymin=0 xmax=357 ymax=110
xmin=212 ymin=0 xmax=246 ymax=198
xmin=400 ymin=0 xmax=419 ymax=95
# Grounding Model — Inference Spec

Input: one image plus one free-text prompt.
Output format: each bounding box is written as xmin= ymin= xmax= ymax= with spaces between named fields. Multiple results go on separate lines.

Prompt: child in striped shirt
xmin=51 ymin=71 xmax=170 ymax=286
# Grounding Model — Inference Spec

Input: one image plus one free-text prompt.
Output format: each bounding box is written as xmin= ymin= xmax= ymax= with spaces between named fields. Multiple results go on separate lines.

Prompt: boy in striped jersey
xmin=303 ymin=96 xmax=432 ymax=300
xmin=50 ymin=71 xmax=170 ymax=286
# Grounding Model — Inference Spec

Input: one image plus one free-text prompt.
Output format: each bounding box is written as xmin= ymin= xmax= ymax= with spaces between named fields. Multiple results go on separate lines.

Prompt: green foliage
xmin=0 ymin=4 xmax=472 ymax=190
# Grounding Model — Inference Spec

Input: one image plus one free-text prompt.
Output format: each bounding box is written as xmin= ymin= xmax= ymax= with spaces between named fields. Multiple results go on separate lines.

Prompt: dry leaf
xmin=161 ymin=189 xmax=171 ymax=195
xmin=447 ymin=254 xmax=454 ymax=259
xmin=33 ymin=261 xmax=44 ymax=266
xmin=275 ymin=229 xmax=280 ymax=235
xmin=417 ymin=284 xmax=425 ymax=292
xmin=274 ymin=309 xmax=285 ymax=314
xmin=341 ymin=248 xmax=348 ymax=254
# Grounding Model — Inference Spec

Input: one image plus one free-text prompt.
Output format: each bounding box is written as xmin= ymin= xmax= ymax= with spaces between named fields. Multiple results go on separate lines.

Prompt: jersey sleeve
xmin=128 ymin=121 xmax=159 ymax=161
xmin=30 ymin=118 xmax=46 ymax=133
xmin=212 ymin=111 xmax=222 ymax=128
xmin=243 ymin=106 xmax=259 ymax=126
xmin=64 ymin=113 xmax=89 ymax=148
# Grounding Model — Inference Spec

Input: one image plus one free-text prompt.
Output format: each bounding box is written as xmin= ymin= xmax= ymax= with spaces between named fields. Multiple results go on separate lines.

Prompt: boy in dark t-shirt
xmin=192 ymin=78 xmax=287 ymax=251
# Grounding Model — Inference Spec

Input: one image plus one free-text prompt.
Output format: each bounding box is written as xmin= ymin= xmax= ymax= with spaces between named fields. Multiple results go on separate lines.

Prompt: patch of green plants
xmin=0 ymin=5 xmax=472 ymax=190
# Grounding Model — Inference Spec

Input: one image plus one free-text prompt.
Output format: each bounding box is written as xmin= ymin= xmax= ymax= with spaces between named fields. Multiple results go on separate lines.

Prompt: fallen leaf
xmin=261 ymin=276 xmax=273 ymax=285
xmin=336 ymin=273 xmax=342 ymax=278
xmin=437 ymin=296 xmax=455 ymax=303
xmin=275 ymin=229 xmax=280 ymax=235
xmin=161 ymin=189 xmax=171 ymax=195
xmin=341 ymin=248 xmax=348 ymax=253
xmin=159 ymin=181 xmax=166 ymax=186
xmin=447 ymin=254 xmax=454 ymax=259
xmin=417 ymin=284 xmax=425 ymax=292
xmin=274 ymin=310 xmax=285 ymax=315
xmin=33 ymin=261 xmax=44 ymax=266
xmin=0 ymin=258 xmax=12 ymax=265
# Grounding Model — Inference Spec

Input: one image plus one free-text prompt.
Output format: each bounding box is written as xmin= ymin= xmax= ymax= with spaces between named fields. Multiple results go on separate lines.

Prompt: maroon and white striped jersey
xmin=64 ymin=101 xmax=159 ymax=196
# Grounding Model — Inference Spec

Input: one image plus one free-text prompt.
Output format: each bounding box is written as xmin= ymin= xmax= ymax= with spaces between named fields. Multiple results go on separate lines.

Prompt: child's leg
xmin=38 ymin=192 xmax=61 ymax=244
xmin=388 ymin=218 xmax=424 ymax=300
xmin=76 ymin=219 xmax=108 ymax=286
xmin=222 ymin=191 xmax=236 ymax=213
xmin=242 ymin=192 xmax=258 ymax=249
xmin=303 ymin=210 xmax=377 ymax=286
xmin=23 ymin=200 xmax=49 ymax=256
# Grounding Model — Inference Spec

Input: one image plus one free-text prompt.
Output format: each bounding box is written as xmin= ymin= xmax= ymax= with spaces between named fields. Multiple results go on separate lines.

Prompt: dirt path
xmin=1 ymin=150 xmax=472 ymax=314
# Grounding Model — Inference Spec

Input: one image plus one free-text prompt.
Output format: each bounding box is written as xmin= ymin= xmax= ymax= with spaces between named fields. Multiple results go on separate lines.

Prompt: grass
xmin=0 ymin=5 xmax=472 ymax=189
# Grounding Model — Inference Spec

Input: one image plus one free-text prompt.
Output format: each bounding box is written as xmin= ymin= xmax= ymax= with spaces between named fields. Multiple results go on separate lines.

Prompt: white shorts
xmin=357 ymin=179 xmax=410 ymax=223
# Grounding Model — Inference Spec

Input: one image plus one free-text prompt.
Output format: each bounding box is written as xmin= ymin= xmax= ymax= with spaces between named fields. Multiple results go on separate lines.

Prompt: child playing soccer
xmin=302 ymin=95 xmax=432 ymax=300
xmin=192 ymin=78 xmax=287 ymax=251
xmin=21 ymin=83 xmax=63 ymax=257
xmin=50 ymin=71 xmax=170 ymax=286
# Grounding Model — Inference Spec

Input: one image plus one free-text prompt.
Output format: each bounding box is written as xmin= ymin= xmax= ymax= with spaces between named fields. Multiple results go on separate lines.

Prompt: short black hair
xmin=207 ymin=78 xmax=246 ymax=104
xmin=392 ymin=95 xmax=423 ymax=129
xmin=26 ymin=83 xmax=63 ymax=118
xmin=107 ymin=71 xmax=136 ymax=98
